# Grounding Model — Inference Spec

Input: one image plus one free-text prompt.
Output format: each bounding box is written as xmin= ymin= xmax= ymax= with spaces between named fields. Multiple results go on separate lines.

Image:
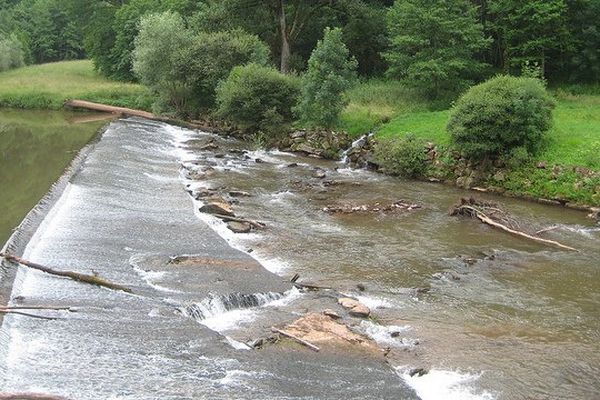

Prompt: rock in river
xmin=227 ymin=221 xmax=252 ymax=233
xmin=338 ymin=297 xmax=371 ymax=318
xmin=199 ymin=201 xmax=234 ymax=216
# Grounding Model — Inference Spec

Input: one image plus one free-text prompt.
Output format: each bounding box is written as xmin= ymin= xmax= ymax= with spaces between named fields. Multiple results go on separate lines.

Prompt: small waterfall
xmin=182 ymin=292 xmax=284 ymax=321
xmin=340 ymin=132 xmax=374 ymax=164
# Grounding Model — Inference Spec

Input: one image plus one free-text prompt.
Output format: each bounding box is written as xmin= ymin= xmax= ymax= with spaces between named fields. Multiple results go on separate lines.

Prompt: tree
xmin=108 ymin=0 xmax=162 ymax=81
xmin=172 ymin=29 xmax=270 ymax=113
xmin=384 ymin=0 xmax=490 ymax=99
xmin=0 ymin=33 xmax=24 ymax=71
xmin=565 ymin=0 xmax=600 ymax=82
xmin=132 ymin=11 xmax=193 ymax=114
xmin=488 ymin=0 xmax=570 ymax=78
xmin=216 ymin=63 xmax=301 ymax=134
xmin=295 ymin=27 xmax=357 ymax=128
xmin=192 ymin=0 xmax=339 ymax=73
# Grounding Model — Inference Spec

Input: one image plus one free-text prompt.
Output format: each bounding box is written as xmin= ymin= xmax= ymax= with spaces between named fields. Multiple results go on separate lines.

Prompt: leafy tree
xmin=339 ymin=0 xmax=389 ymax=76
xmin=384 ymin=0 xmax=490 ymax=99
xmin=447 ymin=75 xmax=555 ymax=160
xmin=488 ymin=0 xmax=570 ymax=78
xmin=295 ymin=27 xmax=357 ymax=128
xmin=84 ymin=2 xmax=118 ymax=76
xmin=216 ymin=63 xmax=301 ymax=134
xmin=565 ymin=0 xmax=600 ymax=82
xmin=132 ymin=11 xmax=193 ymax=114
xmin=172 ymin=29 xmax=270 ymax=113
xmin=0 ymin=33 xmax=24 ymax=71
xmin=108 ymin=0 xmax=162 ymax=81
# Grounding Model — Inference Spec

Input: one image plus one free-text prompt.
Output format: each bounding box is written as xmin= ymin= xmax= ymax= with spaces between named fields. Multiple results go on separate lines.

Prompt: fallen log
xmin=211 ymin=214 xmax=266 ymax=229
xmin=292 ymin=281 xmax=332 ymax=291
xmin=271 ymin=327 xmax=320 ymax=352
xmin=0 ymin=253 xmax=133 ymax=293
xmin=451 ymin=200 xmax=577 ymax=252
xmin=64 ymin=100 xmax=210 ymax=131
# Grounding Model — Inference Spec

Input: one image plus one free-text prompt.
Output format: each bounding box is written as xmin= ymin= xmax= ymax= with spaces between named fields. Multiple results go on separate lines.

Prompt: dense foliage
xmin=295 ymin=27 xmax=357 ymax=128
xmin=385 ymin=0 xmax=490 ymax=99
xmin=132 ymin=12 xmax=269 ymax=117
xmin=447 ymin=75 xmax=556 ymax=160
xmin=1 ymin=0 xmax=598 ymax=86
xmin=216 ymin=63 xmax=300 ymax=134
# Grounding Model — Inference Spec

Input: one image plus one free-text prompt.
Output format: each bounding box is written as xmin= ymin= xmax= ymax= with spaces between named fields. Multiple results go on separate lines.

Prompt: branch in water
xmin=0 ymin=253 xmax=133 ymax=293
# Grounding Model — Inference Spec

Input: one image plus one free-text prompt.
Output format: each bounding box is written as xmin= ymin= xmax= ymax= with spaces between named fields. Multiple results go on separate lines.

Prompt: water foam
xmin=398 ymin=367 xmax=495 ymax=400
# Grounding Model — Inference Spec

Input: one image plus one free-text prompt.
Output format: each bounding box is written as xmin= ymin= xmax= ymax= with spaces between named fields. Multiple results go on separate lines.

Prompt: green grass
xmin=0 ymin=60 xmax=153 ymax=110
xmin=338 ymin=79 xmax=431 ymax=136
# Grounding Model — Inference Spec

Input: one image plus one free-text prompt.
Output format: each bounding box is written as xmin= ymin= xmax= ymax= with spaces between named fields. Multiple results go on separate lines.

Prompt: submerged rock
xmin=199 ymin=201 xmax=234 ymax=216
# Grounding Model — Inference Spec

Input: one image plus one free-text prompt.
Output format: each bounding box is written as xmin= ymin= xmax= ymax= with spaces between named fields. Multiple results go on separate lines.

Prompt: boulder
xmin=338 ymin=298 xmax=360 ymax=309
xmin=349 ymin=304 xmax=371 ymax=318
xmin=199 ymin=201 xmax=234 ymax=216
xmin=227 ymin=221 xmax=252 ymax=233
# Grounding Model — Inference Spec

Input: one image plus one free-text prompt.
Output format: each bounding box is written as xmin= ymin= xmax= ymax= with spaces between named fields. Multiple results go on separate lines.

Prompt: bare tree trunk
xmin=278 ymin=0 xmax=291 ymax=73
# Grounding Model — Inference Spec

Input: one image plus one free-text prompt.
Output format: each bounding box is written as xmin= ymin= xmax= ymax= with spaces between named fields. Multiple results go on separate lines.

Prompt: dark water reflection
xmin=0 ymin=109 xmax=108 ymax=245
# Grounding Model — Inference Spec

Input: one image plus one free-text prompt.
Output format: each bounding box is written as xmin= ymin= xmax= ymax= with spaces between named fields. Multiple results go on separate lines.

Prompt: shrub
xmin=173 ymin=29 xmax=269 ymax=113
xmin=0 ymin=34 xmax=25 ymax=72
xmin=216 ymin=63 xmax=300 ymax=135
xmin=295 ymin=27 xmax=357 ymax=128
xmin=447 ymin=75 xmax=555 ymax=160
xmin=374 ymin=134 xmax=428 ymax=178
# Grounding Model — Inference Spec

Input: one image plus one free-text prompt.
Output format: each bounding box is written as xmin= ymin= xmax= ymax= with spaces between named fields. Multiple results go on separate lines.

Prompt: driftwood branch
xmin=0 ymin=394 xmax=69 ymax=400
xmin=0 ymin=253 xmax=133 ymax=293
xmin=535 ymin=225 xmax=560 ymax=236
xmin=212 ymin=214 xmax=266 ymax=229
xmin=0 ymin=310 xmax=57 ymax=320
xmin=271 ymin=327 xmax=320 ymax=352
xmin=452 ymin=205 xmax=577 ymax=252
xmin=0 ymin=306 xmax=74 ymax=311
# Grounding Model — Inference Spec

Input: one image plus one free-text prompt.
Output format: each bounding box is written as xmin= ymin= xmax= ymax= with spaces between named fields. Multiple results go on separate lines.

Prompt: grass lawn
xmin=0 ymin=60 xmax=152 ymax=110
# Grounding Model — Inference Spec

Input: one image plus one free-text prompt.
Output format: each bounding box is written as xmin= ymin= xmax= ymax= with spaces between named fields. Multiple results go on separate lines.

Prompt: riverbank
xmin=1 ymin=61 xmax=598 ymax=208
xmin=340 ymin=80 xmax=600 ymax=208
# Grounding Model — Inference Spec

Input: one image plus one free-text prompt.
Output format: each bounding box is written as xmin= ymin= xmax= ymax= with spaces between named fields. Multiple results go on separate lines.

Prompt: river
xmin=0 ymin=113 xmax=599 ymax=399
xmin=182 ymin=129 xmax=600 ymax=399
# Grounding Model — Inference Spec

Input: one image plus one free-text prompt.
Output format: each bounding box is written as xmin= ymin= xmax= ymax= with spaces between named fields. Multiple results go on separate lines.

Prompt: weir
xmin=0 ymin=117 xmax=417 ymax=399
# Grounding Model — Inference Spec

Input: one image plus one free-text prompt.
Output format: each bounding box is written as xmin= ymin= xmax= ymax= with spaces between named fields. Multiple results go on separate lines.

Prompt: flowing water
xmin=181 ymin=131 xmax=600 ymax=399
xmin=0 ymin=115 xmax=598 ymax=399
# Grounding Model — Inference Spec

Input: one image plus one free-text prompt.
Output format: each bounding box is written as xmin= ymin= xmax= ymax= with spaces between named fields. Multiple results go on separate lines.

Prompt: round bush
xmin=216 ymin=63 xmax=300 ymax=134
xmin=447 ymin=75 xmax=555 ymax=160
